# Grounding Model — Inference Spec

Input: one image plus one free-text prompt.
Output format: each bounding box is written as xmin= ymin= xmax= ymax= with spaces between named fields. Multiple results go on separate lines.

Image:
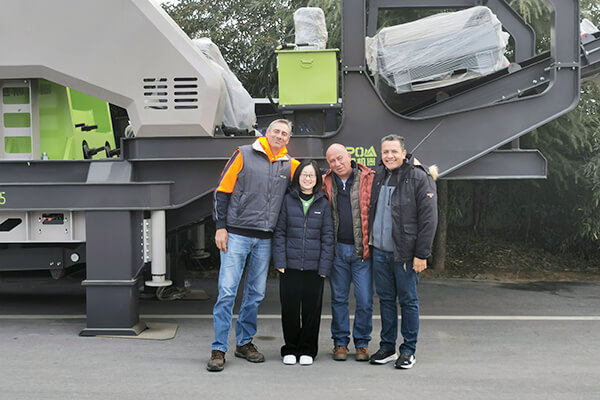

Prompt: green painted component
xmin=2 ymin=87 xmax=30 ymax=104
xmin=38 ymin=80 xmax=116 ymax=160
xmin=5 ymin=136 xmax=32 ymax=153
xmin=276 ymin=49 xmax=338 ymax=105
xmin=68 ymin=88 xmax=113 ymax=133
xmin=4 ymin=112 xmax=31 ymax=128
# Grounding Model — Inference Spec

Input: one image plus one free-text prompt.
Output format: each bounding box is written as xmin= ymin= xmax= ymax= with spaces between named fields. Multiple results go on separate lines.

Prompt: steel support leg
xmin=80 ymin=210 xmax=146 ymax=336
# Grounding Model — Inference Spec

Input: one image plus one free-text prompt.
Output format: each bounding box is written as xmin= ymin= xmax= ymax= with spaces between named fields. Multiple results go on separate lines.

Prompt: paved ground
xmin=1 ymin=271 xmax=599 ymax=399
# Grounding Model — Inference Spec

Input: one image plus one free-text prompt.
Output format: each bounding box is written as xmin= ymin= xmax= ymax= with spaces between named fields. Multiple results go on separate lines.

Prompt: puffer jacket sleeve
xmin=272 ymin=195 xmax=288 ymax=270
xmin=414 ymin=170 xmax=438 ymax=259
xmin=318 ymin=200 xmax=335 ymax=276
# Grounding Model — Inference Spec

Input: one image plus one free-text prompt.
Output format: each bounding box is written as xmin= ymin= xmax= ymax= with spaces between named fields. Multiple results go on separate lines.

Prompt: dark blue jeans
xmin=329 ymin=243 xmax=373 ymax=348
xmin=372 ymin=247 xmax=419 ymax=355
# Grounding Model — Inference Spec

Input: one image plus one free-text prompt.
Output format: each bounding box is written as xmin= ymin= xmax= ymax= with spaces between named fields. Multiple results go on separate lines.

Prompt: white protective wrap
xmin=294 ymin=7 xmax=328 ymax=49
xmin=581 ymin=18 xmax=599 ymax=35
xmin=366 ymin=6 xmax=510 ymax=93
xmin=193 ymin=38 xmax=256 ymax=130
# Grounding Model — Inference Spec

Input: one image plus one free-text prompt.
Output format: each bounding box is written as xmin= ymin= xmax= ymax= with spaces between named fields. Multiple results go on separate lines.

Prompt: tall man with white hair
xmin=207 ymin=119 xmax=299 ymax=372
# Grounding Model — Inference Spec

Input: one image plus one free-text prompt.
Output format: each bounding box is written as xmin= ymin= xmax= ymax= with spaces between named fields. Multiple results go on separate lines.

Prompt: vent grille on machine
xmin=142 ymin=77 xmax=199 ymax=111
xmin=173 ymin=77 xmax=199 ymax=110
xmin=143 ymin=78 xmax=168 ymax=110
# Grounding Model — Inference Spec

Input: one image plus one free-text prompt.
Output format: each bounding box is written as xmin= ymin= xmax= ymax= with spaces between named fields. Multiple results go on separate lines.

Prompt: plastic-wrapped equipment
xmin=294 ymin=7 xmax=328 ymax=49
xmin=193 ymin=38 xmax=256 ymax=130
xmin=366 ymin=6 xmax=510 ymax=93
xmin=581 ymin=18 xmax=599 ymax=36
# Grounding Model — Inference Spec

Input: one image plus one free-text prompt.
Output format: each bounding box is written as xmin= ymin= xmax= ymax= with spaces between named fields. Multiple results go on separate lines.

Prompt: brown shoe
xmin=355 ymin=347 xmax=370 ymax=361
xmin=235 ymin=342 xmax=265 ymax=363
xmin=333 ymin=345 xmax=348 ymax=361
xmin=207 ymin=350 xmax=225 ymax=372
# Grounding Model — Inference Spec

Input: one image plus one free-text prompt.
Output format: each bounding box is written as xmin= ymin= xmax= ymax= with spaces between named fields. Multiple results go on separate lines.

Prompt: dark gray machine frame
xmin=0 ymin=0 xmax=598 ymax=335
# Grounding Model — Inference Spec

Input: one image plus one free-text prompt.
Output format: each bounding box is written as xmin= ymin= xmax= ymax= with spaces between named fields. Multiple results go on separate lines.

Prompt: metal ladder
xmin=0 ymin=80 xmax=34 ymax=160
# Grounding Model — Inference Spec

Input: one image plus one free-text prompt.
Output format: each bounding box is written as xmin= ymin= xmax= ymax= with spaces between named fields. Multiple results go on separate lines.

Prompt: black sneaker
xmin=369 ymin=348 xmax=398 ymax=365
xmin=395 ymin=353 xmax=416 ymax=369
xmin=234 ymin=342 xmax=265 ymax=363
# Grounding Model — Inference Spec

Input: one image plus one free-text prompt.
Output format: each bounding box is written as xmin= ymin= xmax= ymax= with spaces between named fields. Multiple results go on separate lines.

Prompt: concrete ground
xmin=1 ymin=271 xmax=599 ymax=400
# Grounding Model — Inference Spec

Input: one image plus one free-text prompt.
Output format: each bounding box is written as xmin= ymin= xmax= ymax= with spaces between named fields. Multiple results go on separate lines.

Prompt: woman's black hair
xmin=291 ymin=159 xmax=323 ymax=194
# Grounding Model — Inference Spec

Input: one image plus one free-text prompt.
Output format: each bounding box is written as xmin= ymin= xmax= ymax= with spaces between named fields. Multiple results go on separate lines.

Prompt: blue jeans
xmin=372 ymin=247 xmax=419 ymax=355
xmin=211 ymin=233 xmax=271 ymax=352
xmin=329 ymin=243 xmax=373 ymax=348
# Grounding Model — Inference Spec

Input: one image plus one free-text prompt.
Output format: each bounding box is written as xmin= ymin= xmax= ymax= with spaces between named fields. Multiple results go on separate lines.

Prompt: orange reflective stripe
xmin=216 ymin=150 xmax=243 ymax=193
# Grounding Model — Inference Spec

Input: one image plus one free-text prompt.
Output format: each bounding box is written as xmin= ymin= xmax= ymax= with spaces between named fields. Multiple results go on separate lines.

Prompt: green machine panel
xmin=276 ymin=49 xmax=339 ymax=106
xmin=3 ymin=87 xmax=30 ymax=104
xmin=38 ymin=80 xmax=116 ymax=160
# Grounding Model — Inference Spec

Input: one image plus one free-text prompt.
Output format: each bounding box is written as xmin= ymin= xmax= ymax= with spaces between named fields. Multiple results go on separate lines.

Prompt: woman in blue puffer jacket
xmin=273 ymin=159 xmax=334 ymax=366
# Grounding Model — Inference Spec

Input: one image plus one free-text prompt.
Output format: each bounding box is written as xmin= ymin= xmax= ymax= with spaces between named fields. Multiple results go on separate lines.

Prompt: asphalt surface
xmin=1 ymin=271 xmax=599 ymax=400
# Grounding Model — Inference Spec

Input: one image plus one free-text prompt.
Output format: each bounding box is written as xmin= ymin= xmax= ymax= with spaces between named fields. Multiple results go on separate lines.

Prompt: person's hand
xmin=320 ymin=275 xmax=326 ymax=278
xmin=215 ymin=228 xmax=228 ymax=253
xmin=413 ymin=257 xmax=427 ymax=273
xmin=277 ymin=268 xmax=285 ymax=274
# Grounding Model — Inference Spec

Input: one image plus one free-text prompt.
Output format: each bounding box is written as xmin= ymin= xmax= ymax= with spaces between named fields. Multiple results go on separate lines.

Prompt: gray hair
xmin=267 ymin=119 xmax=293 ymax=136
xmin=381 ymin=134 xmax=405 ymax=150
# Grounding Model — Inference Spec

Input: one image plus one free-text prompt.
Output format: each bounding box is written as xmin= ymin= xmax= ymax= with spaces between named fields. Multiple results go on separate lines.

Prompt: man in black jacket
xmin=367 ymin=134 xmax=438 ymax=369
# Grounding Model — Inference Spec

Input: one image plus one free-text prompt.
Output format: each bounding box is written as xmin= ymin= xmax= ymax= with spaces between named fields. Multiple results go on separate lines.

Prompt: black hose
xmin=263 ymin=52 xmax=283 ymax=118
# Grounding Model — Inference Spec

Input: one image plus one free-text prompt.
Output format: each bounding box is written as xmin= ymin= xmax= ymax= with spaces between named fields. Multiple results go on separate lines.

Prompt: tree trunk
xmin=432 ymin=179 xmax=448 ymax=270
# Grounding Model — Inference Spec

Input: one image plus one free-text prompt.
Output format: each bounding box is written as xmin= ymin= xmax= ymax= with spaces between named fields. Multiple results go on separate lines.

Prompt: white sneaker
xmin=299 ymin=355 xmax=313 ymax=365
xmin=283 ymin=355 xmax=297 ymax=365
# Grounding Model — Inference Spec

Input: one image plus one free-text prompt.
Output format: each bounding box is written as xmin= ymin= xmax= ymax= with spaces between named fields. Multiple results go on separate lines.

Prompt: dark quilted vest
xmin=226 ymin=144 xmax=291 ymax=232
